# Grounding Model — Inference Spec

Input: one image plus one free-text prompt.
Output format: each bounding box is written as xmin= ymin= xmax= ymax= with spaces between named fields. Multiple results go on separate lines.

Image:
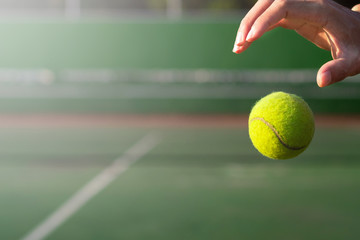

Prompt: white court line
xmin=21 ymin=133 xmax=161 ymax=240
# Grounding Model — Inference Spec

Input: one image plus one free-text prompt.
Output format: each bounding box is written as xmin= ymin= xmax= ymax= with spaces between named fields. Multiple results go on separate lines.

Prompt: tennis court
xmin=0 ymin=115 xmax=358 ymax=240
xmin=0 ymin=1 xmax=359 ymax=240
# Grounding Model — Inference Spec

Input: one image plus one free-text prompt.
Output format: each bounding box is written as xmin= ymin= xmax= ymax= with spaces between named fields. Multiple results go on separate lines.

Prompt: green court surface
xmin=0 ymin=16 xmax=359 ymax=240
xmin=1 ymin=120 xmax=360 ymax=240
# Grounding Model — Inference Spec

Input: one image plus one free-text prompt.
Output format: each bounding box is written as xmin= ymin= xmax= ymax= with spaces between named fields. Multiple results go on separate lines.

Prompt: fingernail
xmin=236 ymin=32 xmax=243 ymax=46
xmin=232 ymin=45 xmax=243 ymax=54
xmin=232 ymin=45 xmax=237 ymax=53
xmin=246 ymin=27 xmax=256 ymax=41
xmin=319 ymin=71 xmax=331 ymax=87
xmin=233 ymin=45 xmax=240 ymax=53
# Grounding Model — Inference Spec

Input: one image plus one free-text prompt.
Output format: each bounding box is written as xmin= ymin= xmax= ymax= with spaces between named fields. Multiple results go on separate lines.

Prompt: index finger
xmin=245 ymin=1 xmax=288 ymax=42
xmin=235 ymin=0 xmax=274 ymax=46
xmin=246 ymin=0 xmax=331 ymax=42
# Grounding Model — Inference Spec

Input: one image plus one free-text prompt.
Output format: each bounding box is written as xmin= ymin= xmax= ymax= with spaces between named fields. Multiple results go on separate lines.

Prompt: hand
xmin=233 ymin=0 xmax=360 ymax=87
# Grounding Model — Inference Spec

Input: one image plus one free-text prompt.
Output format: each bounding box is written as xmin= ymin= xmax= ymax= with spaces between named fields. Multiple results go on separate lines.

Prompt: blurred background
xmin=0 ymin=1 xmax=360 ymax=240
xmin=0 ymin=0 xmax=357 ymax=113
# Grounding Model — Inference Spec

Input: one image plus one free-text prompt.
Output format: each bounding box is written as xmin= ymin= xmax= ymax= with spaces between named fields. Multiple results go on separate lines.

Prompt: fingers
xmin=233 ymin=0 xmax=333 ymax=54
xmin=233 ymin=0 xmax=291 ymax=53
xmin=232 ymin=0 xmax=360 ymax=88
xmin=245 ymin=1 xmax=288 ymax=43
xmin=235 ymin=0 xmax=274 ymax=46
xmin=317 ymin=58 xmax=351 ymax=87
xmin=232 ymin=41 xmax=251 ymax=54
xmin=233 ymin=0 xmax=274 ymax=53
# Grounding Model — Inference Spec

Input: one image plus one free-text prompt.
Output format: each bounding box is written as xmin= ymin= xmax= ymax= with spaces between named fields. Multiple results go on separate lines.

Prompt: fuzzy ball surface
xmin=249 ymin=92 xmax=315 ymax=160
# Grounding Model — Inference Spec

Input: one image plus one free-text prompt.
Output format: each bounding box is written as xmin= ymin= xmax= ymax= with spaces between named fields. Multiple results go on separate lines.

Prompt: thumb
xmin=352 ymin=4 xmax=360 ymax=12
xmin=317 ymin=58 xmax=351 ymax=87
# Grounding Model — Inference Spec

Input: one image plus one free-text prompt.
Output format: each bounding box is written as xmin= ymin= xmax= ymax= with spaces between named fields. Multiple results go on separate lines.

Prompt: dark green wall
xmin=0 ymin=19 xmax=355 ymax=114
xmin=0 ymin=20 xmax=330 ymax=69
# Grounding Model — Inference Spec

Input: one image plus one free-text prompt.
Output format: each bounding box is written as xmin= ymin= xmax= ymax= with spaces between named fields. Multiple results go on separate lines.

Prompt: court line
xmin=21 ymin=133 xmax=161 ymax=240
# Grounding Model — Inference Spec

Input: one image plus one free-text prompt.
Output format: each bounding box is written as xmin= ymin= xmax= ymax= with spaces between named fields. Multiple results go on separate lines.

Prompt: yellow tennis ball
xmin=249 ymin=92 xmax=315 ymax=160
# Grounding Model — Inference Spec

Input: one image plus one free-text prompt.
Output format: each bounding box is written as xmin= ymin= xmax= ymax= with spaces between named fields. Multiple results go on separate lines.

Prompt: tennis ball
xmin=249 ymin=92 xmax=315 ymax=160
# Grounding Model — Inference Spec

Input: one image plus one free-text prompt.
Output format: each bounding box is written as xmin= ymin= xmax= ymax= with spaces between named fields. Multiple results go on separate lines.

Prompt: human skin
xmin=233 ymin=0 xmax=360 ymax=87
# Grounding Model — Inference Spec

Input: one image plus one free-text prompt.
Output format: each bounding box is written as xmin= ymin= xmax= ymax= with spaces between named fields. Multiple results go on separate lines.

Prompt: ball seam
xmin=250 ymin=117 xmax=307 ymax=151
